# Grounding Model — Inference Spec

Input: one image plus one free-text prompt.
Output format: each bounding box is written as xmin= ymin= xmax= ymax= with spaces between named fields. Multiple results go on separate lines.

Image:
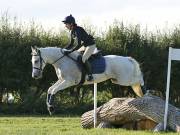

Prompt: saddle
xmin=77 ymin=50 xmax=105 ymax=84
xmin=64 ymin=49 xmax=105 ymax=84
xmin=77 ymin=50 xmax=102 ymax=63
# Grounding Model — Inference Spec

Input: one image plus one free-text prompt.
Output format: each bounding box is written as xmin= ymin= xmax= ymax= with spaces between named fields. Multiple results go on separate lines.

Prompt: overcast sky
xmin=0 ymin=0 xmax=180 ymax=33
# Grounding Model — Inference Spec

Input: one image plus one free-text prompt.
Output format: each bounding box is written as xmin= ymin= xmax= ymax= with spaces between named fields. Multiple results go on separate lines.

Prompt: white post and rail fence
xmin=164 ymin=47 xmax=180 ymax=130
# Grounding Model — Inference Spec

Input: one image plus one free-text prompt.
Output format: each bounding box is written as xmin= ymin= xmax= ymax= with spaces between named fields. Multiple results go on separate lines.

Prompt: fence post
xmin=94 ymin=83 xmax=97 ymax=128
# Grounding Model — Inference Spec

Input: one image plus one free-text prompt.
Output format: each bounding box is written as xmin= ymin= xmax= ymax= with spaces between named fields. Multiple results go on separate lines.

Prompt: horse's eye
xmin=35 ymin=60 xmax=38 ymax=63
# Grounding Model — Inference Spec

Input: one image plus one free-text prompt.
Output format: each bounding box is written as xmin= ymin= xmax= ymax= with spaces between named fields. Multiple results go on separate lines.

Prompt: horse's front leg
xmin=46 ymin=79 xmax=74 ymax=115
xmin=46 ymin=80 xmax=62 ymax=111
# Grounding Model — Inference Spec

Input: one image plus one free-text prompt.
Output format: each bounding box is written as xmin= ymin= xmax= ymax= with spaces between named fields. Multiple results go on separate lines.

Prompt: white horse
xmin=31 ymin=46 xmax=144 ymax=114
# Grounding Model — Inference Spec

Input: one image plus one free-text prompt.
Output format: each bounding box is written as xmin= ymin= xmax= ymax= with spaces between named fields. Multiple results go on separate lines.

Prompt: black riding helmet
xmin=62 ymin=14 xmax=76 ymax=24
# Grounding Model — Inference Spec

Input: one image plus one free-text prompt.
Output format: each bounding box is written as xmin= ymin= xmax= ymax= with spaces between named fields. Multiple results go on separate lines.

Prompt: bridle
xmin=32 ymin=49 xmax=66 ymax=71
xmin=32 ymin=50 xmax=46 ymax=71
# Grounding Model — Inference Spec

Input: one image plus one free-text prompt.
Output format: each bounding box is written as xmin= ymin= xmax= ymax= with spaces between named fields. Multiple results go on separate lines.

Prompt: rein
xmin=51 ymin=49 xmax=66 ymax=65
xmin=32 ymin=49 xmax=77 ymax=71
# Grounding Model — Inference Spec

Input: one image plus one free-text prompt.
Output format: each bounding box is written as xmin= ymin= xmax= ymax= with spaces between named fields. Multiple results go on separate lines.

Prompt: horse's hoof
xmin=47 ymin=106 xmax=55 ymax=115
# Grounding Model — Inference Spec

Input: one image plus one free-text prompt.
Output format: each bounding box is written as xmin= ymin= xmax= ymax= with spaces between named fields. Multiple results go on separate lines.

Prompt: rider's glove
xmin=63 ymin=49 xmax=72 ymax=55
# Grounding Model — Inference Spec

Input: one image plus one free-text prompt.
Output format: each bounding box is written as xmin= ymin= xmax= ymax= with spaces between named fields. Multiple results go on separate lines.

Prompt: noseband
xmin=32 ymin=50 xmax=45 ymax=71
xmin=32 ymin=49 xmax=66 ymax=71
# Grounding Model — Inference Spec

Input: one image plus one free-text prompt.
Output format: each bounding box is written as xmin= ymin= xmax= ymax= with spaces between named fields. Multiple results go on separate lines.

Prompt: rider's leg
xmin=82 ymin=45 xmax=96 ymax=63
xmin=82 ymin=44 xmax=96 ymax=81
xmin=84 ymin=60 xmax=93 ymax=81
xmin=77 ymin=46 xmax=85 ymax=52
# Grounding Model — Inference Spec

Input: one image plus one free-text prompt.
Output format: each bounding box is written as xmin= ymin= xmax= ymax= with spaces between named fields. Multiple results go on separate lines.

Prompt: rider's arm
xmin=69 ymin=29 xmax=82 ymax=52
xmin=64 ymin=33 xmax=74 ymax=49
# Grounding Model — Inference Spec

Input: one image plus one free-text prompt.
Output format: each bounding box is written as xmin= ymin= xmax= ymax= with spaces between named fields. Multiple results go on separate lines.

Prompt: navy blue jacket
xmin=65 ymin=26 xmax=95 ymax=52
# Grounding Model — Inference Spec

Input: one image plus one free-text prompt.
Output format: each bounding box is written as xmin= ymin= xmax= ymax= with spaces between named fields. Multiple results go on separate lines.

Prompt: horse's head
xmin=31 ymin=46 xmax=46 ymax=79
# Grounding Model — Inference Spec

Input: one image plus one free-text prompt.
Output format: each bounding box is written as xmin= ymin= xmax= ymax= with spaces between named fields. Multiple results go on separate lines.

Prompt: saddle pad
xmin=90 ymin=56 xmax=106 ymax=74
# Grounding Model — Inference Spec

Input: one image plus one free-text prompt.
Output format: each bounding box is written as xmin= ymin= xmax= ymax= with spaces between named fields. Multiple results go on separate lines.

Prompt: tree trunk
xmin=81 ymin=94 xmax=180 ymax=132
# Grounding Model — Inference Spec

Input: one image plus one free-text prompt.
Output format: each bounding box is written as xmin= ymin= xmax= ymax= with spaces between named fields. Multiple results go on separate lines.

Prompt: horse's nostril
xmin=32 ymin=74 xmax=37 ymax=78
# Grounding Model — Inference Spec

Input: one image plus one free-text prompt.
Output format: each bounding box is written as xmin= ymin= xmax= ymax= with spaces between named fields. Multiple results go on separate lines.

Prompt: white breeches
xmin=77 ymin=44 xmax=96 ymax=63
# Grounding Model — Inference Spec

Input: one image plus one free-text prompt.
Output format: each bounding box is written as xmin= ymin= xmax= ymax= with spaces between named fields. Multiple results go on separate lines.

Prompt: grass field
xmin=0 ymin=116 xmax=179 ymax=135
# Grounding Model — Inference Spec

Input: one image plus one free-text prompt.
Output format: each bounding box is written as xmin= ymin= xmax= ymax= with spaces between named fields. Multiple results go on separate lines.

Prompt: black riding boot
xmin=84 ymin=60 xmax=93 ymax=81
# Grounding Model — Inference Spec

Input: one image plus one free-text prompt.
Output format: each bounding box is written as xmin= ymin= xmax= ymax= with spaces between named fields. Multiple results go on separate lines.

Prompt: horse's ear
xmin=34 ymin=46 xmax=38 ymax=50
xmin=31 ymin=46 xmax=38 ymax=52
xmin=31 ymin=46 xmax=39 ymax=55
xmin=31 ymin=46 xmax=35 ymax=51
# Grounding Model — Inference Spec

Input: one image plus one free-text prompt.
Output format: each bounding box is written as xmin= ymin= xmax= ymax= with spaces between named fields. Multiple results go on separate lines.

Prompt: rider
xmin=62 ymin=14 xmax=96 ymax=81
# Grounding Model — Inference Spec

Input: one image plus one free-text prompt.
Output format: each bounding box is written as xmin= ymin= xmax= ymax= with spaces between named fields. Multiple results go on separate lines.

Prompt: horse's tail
xmin=129 ymin=57 xmax=144 ymax=86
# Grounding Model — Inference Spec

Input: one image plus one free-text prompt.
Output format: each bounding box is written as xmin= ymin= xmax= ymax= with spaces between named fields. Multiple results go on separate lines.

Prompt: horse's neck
xmin=40 ymin=47 xmax=80 ymax=68
xmin=40 ymin=48 xmax=62 ymax=64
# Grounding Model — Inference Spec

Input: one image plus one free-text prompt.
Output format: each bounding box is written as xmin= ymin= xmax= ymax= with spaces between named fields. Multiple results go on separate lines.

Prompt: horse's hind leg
xmin=131 ymin=83 xmax=143 ymax=97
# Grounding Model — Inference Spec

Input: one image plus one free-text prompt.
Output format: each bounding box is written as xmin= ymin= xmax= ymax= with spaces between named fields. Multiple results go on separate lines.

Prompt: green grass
xmin=0 ymin=116 xmax=179 ymax=135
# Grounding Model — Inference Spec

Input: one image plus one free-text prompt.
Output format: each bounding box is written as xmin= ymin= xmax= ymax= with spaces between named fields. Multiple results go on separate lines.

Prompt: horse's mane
xmin=39 ymin=47 xmax=61 ymax=50
xmin=39 ymin=47 xmax=79 ymax=58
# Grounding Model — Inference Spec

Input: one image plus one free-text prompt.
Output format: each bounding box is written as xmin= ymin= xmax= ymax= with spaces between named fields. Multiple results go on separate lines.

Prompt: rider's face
xmin=65 ymin=23 xmax=72 ymax=30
